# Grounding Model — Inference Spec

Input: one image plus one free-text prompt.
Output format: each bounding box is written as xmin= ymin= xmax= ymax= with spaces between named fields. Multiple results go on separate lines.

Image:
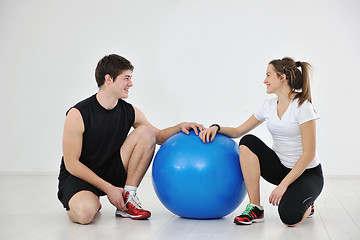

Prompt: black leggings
xmin=239 ymin=134 xmax=324 ymax=225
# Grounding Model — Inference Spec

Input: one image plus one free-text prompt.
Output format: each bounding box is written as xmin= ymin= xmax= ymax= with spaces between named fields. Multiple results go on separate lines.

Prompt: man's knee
xmin=68 ymin=191 xmax=100 ymax=225
xmin=68 ymin=206 xmax=97 ymax=225
xmin=133 ymin=125 xmax=156 ymax=146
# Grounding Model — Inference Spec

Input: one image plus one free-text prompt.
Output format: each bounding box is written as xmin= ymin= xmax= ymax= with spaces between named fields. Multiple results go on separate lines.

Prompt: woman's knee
xmin=239 ymin=134 xmax=259 ymax=152
xmin=239 ymin=145 xmax=252 ymax=158
xmin=239 ymin=134 xmax=258 ymax=146
xmin=278 ymin=204 xmax=302 ymax=226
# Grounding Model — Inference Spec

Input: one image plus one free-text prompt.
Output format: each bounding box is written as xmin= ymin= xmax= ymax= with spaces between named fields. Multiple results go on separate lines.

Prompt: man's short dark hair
xmin=95 ymin=54 xmax=134 ymax=87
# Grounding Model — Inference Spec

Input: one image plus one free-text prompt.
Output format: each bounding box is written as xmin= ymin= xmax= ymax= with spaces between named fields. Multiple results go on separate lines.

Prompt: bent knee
xmin=68 ymin=191 xmax=99 ymax=224
xmin=239 ymin=144 xmax=251 ymax=153
xmin=68 ymin=205 xmax=97 ymax=224
xmin=134 ymin=125 xmax=156 ymax=144
xmin=239 ymin=135 xmax=257 ymax=152
xmin=239 ymin=134 xmax=258 ymax=146
xmin=278 ymin=208 xmax=302 ymax=226
xmin=239 ymin=144 xmax=255 ymax=160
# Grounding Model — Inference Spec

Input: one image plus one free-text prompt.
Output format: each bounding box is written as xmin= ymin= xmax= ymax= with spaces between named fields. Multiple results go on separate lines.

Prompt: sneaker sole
xmin=234 ymin=218 xmax=264 ymax=225
xmin=115 ymin=211 xmax=151 ymax=220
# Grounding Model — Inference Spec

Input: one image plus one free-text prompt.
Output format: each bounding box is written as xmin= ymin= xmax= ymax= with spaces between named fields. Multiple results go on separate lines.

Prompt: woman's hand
xmin=199 ymin=126 xmax=219 ymax=143
xmin=269 ymin=184 xmax=287 ymax=206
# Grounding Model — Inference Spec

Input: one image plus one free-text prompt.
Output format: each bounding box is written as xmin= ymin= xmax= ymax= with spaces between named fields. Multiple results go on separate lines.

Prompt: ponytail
xmin=269 ymin=57 xmax=312 ymax=105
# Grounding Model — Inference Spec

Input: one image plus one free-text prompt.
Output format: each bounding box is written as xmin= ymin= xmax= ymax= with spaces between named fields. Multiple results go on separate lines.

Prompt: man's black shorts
xmin=57 ymin=157 xmax=126 ymax=210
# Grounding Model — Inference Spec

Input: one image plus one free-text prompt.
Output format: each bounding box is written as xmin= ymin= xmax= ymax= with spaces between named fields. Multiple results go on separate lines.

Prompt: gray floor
xmin=1 ymin=174 xmax=359 ymax=240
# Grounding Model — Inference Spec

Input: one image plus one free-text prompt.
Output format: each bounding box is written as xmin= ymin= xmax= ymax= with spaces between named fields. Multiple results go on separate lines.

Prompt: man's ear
xmin=104 ymin=74 xmax=113 ymax=84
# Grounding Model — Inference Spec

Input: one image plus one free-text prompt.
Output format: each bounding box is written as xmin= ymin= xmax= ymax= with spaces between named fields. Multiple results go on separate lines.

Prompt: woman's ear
xmin=280 ymin=73 xmax=287 ymax=82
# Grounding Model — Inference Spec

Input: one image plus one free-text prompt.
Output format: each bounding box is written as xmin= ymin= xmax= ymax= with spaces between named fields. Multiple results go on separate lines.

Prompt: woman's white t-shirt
xmin=254 ymin=98 xmax=320 ymax=169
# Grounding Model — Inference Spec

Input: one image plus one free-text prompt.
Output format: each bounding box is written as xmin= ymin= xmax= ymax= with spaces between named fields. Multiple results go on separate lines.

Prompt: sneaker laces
xmin=126 ymin=194 xmax=143 ymax=209
xmin=242 ymin=204 xmax=255 ymax=216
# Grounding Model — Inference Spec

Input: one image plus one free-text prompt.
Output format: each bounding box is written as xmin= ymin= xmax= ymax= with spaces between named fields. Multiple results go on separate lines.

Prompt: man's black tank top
xmin=58 ymin=94 xmax=135 ymax=181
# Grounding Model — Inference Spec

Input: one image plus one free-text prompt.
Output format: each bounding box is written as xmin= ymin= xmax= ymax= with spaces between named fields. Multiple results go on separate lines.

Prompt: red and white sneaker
xmin=307 ymin=203 xmax=315 ymax=218
xmin=115 ymin=192 xmax=151 ymax=220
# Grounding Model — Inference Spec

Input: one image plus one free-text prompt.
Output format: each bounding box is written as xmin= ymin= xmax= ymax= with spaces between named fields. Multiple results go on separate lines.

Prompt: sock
xmin=124 ymin=185 xmax=138 ymax=196
xmin=250 ymin=203 xmax=263 ymax=210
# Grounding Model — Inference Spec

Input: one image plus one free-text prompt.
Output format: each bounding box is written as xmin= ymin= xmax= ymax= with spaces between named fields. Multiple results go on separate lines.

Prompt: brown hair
xmin=269 ymin=57 xmax=312 ymax=105
xmin=95 ymin=54 xmax=134 ymax=87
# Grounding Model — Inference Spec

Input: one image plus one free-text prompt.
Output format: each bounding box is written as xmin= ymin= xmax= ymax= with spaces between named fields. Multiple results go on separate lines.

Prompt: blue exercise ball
xmin=152 ymin=131 xmax=247 ymax=219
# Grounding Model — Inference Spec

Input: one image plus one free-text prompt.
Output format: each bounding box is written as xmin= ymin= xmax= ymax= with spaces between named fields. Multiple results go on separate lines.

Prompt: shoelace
xmin=242 ymin=204 xmax=255 ymax=216
xmin=126 ymin=194 xmax=143 ymax=209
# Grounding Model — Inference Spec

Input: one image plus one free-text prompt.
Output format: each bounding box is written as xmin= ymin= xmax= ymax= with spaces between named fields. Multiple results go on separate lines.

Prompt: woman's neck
xmin=276 ymin=92 xmax=295 ymax=106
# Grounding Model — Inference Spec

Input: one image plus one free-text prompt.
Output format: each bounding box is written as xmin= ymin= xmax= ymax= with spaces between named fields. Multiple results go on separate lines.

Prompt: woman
xmin=199 ymin=57 xmax=323 ymax=226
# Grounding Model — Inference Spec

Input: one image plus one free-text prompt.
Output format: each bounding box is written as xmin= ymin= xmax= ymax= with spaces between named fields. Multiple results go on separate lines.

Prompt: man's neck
xmin=96 ymin=90 xmax=118 ymax=110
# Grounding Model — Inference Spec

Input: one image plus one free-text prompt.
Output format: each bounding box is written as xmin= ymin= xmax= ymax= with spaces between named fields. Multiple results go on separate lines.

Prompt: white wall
xmin=0 ymin=0 xmax=359 ymax=176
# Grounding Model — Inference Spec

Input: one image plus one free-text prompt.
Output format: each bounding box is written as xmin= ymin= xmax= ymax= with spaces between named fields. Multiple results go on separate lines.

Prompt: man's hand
xmin=179 ymin=122 xmax=205 ymax=135
xmin=106 ymin=186 xmax=127 ymax=212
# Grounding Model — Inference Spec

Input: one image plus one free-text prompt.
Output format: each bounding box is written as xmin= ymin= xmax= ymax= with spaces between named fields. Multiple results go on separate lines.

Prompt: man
xmin=57 ymin=54 xmax=204 ymax=224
